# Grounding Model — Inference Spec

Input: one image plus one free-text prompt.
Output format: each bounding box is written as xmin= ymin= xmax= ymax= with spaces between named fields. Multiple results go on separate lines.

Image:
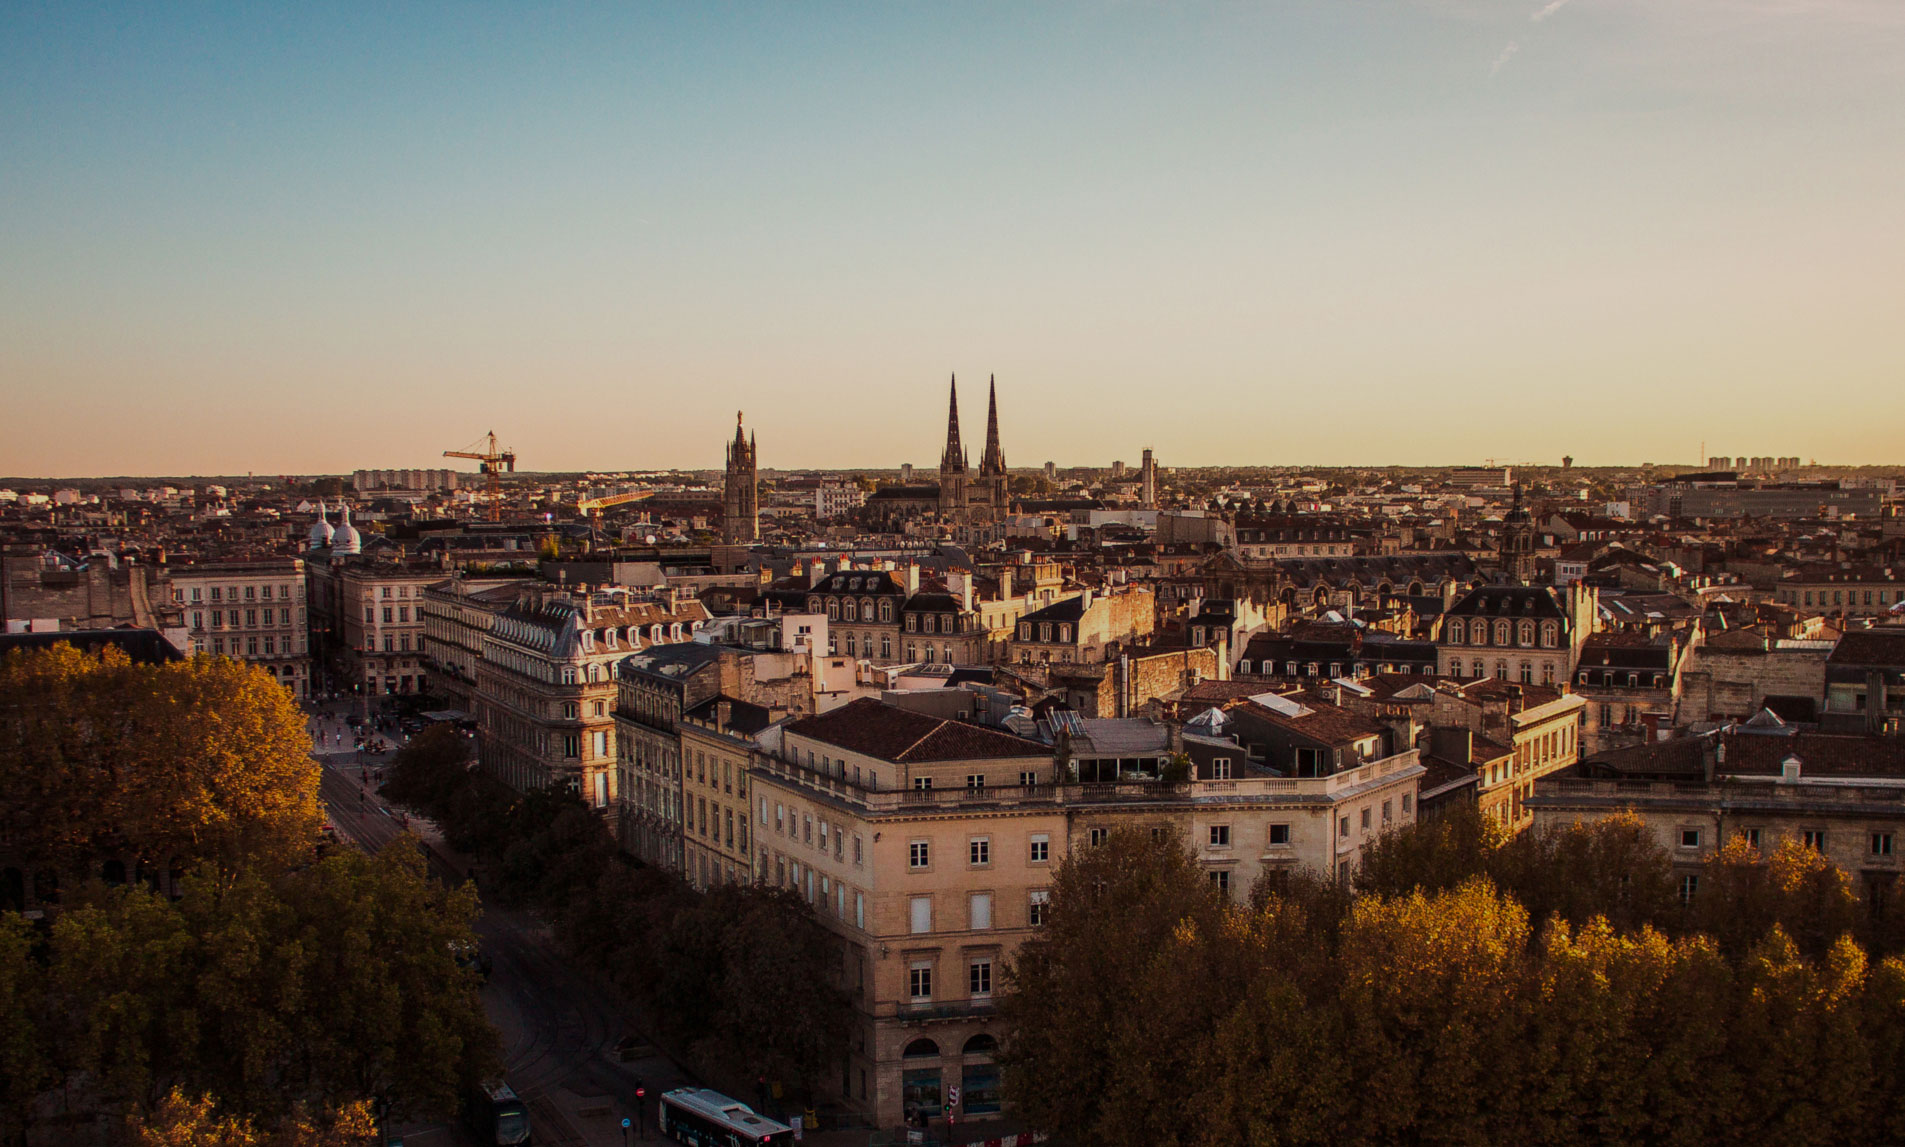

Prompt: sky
xmin=3 ymin=1 xmax=1903 ymax=477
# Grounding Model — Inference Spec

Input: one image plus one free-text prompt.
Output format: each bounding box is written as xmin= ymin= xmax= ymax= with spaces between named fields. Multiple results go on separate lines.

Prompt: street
xmin=306 ymin=703 xmax=694 ymax=1147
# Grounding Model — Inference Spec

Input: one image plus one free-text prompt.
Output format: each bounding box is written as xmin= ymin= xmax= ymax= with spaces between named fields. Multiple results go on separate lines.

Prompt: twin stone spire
xmin=940 ymin=374 xmax=1006 ymax=478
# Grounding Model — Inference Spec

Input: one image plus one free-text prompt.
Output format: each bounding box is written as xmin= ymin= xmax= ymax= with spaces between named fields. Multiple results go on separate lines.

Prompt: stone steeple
xmin=979 ymin=375 xmax=1006 ymax=478
xmin=723 ymin=411 xmax=758 ymax=544
xmin=940 ymin=375 xmax=967 ymax=474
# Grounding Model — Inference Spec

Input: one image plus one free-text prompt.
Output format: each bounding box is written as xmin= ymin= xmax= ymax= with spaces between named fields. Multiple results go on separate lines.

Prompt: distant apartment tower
xmin=1447 ymin=466 xmax=1512 ymax=490
xmin=1110 ymin=460 xmax=1126 ymax=479
xmin=815 ymin=479 xmax=866 ymax=521
xmin=722 ymin=412 xmax=759 ymax=544
xmin=1043 ymin=461 xmax=1056 ymax=481
xmin=352 ymin=469 xmax=458 ymax=494
xmin=1139 ymin=448 xmax=1158 ymax=508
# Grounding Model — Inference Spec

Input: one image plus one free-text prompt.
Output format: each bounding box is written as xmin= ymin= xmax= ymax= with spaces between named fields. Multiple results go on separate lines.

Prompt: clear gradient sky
xmin=3 ymin=1 xmax=1903 ymax=477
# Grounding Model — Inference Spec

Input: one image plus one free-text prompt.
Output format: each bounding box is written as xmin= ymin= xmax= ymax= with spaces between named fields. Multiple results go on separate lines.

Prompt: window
xmin=1360 ymin=808 xmax=1371 ymax=830
xmin=909 ymin=963 xmax=933 ymax=999
xmin=1740 ymin=828 xmax=1762 ymax=849
xmin=1382 ymin=799 xmax=1393 ymax=823
xmin=1210 ymin=757 xmax=1232 ymax=780
xmin=966 ymin=773 xmax=986 ymax=791
xmin=1339 ymin=816 xmax=1350 ymax=839
xmin=1679 ymin=874 xmax=1699 ymax=905
xmin=1269 ymin=823 xmax=1291 ymax=846
xmin=910 ymin=897 xmax=932 ymax=934
xmin=1089 ymin=828 xmax=1109 ymax=847
xmin=1680 ymin=828 xmax=1702 ymax=849
xmin=854 ymin=834 xmax=864 ymax=865
xmin=969 ymin=837 xmax=991 ymax=866
xmin=1209 ymin=869 xmax=1230 ymax=893
xmin=855 ymin=891 xmax=866 ymax=929
xmin=913 ymin=777 xmax=934 ymax=791
xmin=1803 ymin=829 xmax=1827 ymax=852
xmin=1020 ymin=770 xmax=1038 ymax=787
xmin=970 ymin=892 xmax=992 ymax=930
xmin=1028 ymin=890 xmax=1049 ymax=926
xmin=969 ymin=960 xmax=993 ymax=997
xmin=1874 ymin=832 xmax=1895 ymax=857
xmin=910 ymin=841 xmax=931 ymax=869
xmin=1209 ymin=825 xmax=1231 ymax=848
xmin=1029 ymin=834 xmax=1050 ymax=863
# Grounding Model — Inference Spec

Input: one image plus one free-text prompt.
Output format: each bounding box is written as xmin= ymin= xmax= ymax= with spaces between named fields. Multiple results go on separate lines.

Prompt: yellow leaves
xmin=0 ymin=644 xmax=323 ymax=876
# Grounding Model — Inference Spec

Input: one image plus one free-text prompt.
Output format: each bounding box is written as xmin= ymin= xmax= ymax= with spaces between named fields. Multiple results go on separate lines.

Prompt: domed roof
xmin=308 ymin=501 xmax=335 ymax=547
xmin=331 ymin=506 xmax=361 ymax=555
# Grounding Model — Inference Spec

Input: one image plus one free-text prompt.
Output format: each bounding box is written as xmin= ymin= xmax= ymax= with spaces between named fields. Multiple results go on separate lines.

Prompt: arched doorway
xmin=901 ymin=1038 xmax=942 ymax=1122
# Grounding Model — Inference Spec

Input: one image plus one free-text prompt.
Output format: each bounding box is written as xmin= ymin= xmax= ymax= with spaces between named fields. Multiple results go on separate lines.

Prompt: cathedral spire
xmin=979 ymin=374 xmax=1006 ymax=477
xmin=941 ymin=374 xmax=966 ymax=473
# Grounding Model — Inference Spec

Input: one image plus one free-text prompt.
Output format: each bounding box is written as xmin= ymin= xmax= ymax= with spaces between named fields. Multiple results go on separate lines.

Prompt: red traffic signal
xmin=636 ymin=1088 xmax=646 ymax=1099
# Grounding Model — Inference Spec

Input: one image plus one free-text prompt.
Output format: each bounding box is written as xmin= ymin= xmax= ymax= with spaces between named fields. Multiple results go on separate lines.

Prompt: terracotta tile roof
xmin=786 ymin=697 xmax=1048 ymax=763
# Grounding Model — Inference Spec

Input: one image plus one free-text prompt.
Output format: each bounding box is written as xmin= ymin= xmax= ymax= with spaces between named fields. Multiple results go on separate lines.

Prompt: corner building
xmin=748 ymin=696 xmax=1423 ymax=1129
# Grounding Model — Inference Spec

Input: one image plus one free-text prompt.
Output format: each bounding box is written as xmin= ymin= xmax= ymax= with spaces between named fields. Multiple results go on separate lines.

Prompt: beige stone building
xmin=1437 ymin=584 xmax=1598 ymax=689
xmin=749 ymin=696 xmax=1423 ymax=1129
xmin=1432 ymin=679 xmax=1584 ymax=832
xmin=1007 ymin=586 xmax=1155 ymax=667
xmin=167 ymin=559 xmax=311 ymax=697
xmin=678 ymin=697 xmax=770 ymax=889
xmin=1530 ymin=726 xmax=1905 ymax=909
xmin=418 ymin=576 xmax=534 ymax=714
xmin=476 ymin=587 xmax=708 ymax=804
xmin=305 ymin=556 xmax=444 ymax=699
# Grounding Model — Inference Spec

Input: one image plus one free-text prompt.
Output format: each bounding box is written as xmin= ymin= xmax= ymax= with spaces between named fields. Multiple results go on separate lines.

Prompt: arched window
xmin=842 ymin=599 xmax=857 ymax=622
xmin=1518 ymin=621 xmax=1535 ymax=647
xmin=963 ymin=1034 xmax=999 ymax=1057
xmin=862 ymin=598 xmax=877 ymax=622
xmin=807 ymin=597 xmax=821 ymax=613
xmin=845 ymin=633 xmax=857 ymax=656
xmin=904 ymin=1038 xmax=940 ymax=1059
xmin=1541 ymin=621 xmax=1559 ymax=648
xmin=1494 ymin=620 xmax=1511 ymax=645
xmin=1447 ymin=619 xmax=1465 ymax=644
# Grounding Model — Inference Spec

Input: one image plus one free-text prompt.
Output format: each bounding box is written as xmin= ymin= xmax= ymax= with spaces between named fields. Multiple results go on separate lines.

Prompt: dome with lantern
xmin=331 ymin=506 xmax=362 ymax=555
xmin=307 ymin=501 xmax=335 ymax=549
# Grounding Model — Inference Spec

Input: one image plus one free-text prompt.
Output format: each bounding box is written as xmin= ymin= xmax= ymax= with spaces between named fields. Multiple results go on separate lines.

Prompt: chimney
xmin=717 ymin=699 xmax=732 ymax=731
xmin=999 ymin=566 xmax=1014 ymax=601
xmin=959 ymin=574 xmax=973 ymax=612
xmin=904 ymin=562 xmax=921 ymax=597
xmin=1079 ymin=588 xmax=1093 ymax=611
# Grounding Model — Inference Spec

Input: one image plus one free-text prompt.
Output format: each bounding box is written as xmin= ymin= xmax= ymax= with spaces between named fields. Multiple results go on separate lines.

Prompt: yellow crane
xmin=444 ymin=431 xmax=517 ymax=522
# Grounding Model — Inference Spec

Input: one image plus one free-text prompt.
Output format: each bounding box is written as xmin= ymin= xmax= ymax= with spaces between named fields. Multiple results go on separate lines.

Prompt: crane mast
xmin=443 ymin=431 xmax=517 ymax=522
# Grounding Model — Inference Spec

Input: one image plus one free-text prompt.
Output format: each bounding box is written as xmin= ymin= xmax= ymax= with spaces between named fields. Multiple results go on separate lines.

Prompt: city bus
xmin=658 ymin=1088 xmax=793 ymax=1146
xmin=466 ymin=1078 xmax=531 ymax=1146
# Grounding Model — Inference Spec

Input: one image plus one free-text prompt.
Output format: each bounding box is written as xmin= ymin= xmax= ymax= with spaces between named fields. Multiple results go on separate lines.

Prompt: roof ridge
xmin=893 ymin=716 xmax=951 ymax=762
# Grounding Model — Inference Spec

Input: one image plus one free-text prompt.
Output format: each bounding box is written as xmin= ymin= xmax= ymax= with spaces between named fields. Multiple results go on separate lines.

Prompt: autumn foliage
xmin=1001 ymin=825 xmax=1905 ymax=1147
xmin=0 ymin=647 xmax=497 ymax=1144
xmin=0 ymin=645 xmax=323 ymax=880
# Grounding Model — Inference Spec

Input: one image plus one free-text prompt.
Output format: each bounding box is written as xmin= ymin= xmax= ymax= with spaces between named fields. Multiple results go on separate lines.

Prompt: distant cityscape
xmin=8 ymin=374 xmax=1905 ymax=1136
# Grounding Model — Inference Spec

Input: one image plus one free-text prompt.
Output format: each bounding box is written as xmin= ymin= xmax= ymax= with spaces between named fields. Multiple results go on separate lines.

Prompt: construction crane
xmin=444 ymin=431 xmax=517 ymax=521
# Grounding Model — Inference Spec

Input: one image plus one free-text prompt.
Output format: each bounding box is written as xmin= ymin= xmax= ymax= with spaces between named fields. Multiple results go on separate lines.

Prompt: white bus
xmin=658 ymin=1088 xmax=794 ymax=1146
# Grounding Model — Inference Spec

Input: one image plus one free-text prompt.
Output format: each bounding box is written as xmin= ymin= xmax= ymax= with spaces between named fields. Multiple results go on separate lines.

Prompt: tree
xmin=0 ymin=646 xmax=323 ymax=881
xmin=380 ymin=726 xmax=473 ymax=820
xmin=1695 ymin=837 xmax=1861 ymax=959
xmin=128 ymin=1088 xmax=377 ymax=1147
xmin=998 ymin=827 xmax=1224 ymax=1146
xmin=1334 ymin=880 xmax=1532 ymax=1147
xmin=278 ymin=843 xmax=497 ymax=1123
xmin=0 ymin=913 xmax=48 ymax=1143
xmin=701 ymin=886 xmax=851 ymax=1093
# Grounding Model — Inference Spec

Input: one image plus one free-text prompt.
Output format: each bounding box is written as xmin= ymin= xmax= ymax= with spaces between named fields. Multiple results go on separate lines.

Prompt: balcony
xmin=896 ymin=999 xmax=997 ymax=1022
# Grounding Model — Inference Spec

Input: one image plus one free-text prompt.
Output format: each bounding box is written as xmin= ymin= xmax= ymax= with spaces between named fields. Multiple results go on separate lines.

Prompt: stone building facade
xmin=167 ymin=559 xmax=311 ymax=697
